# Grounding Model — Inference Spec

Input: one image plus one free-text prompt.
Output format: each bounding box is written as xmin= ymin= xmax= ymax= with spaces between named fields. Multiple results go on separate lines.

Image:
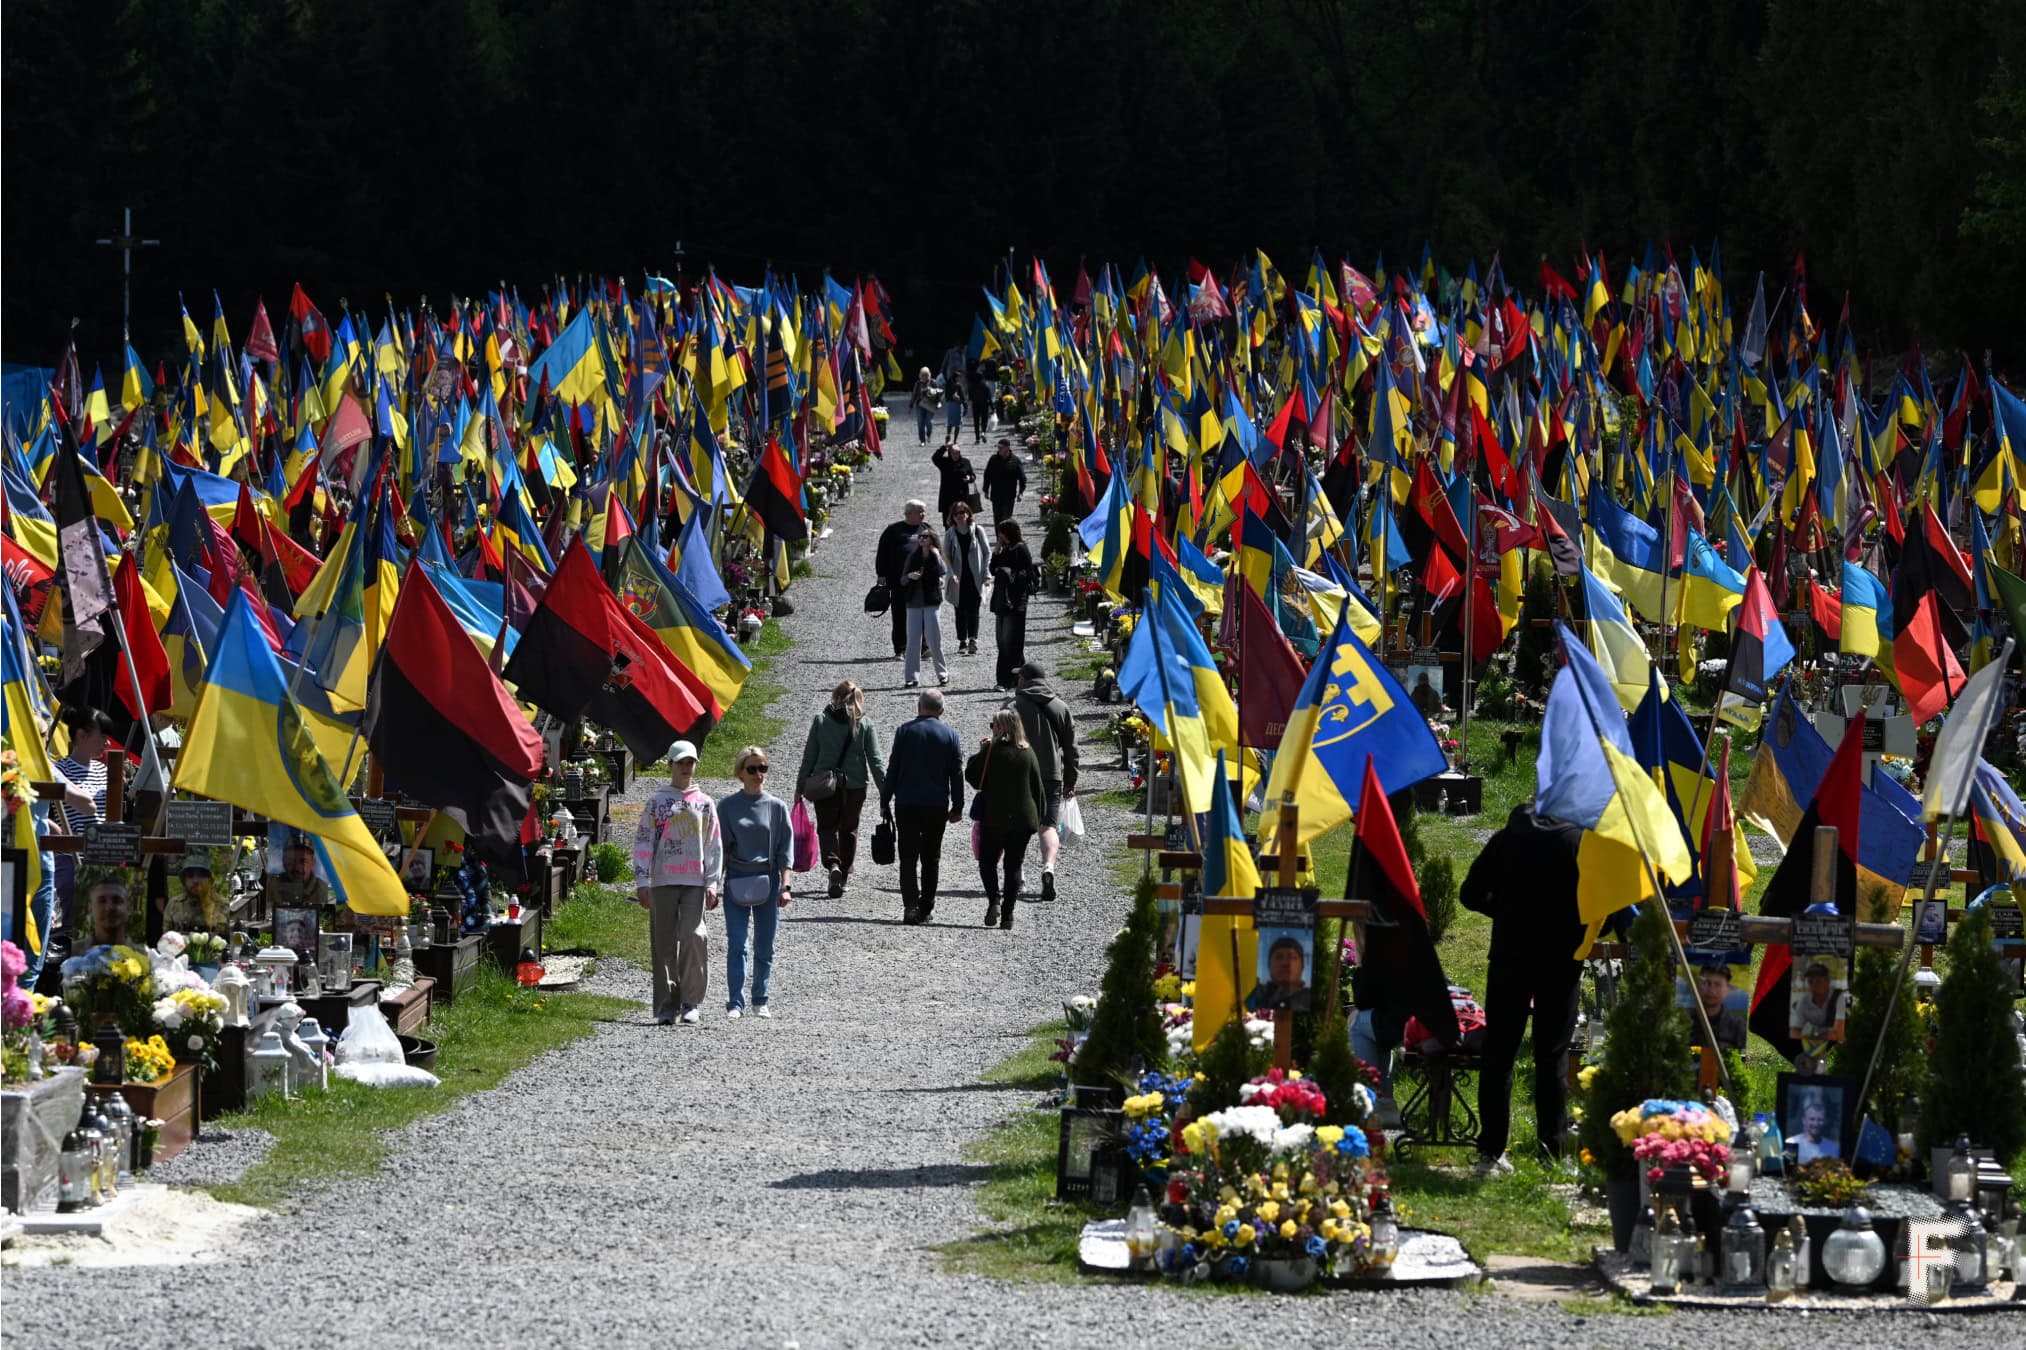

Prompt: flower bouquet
xmin=1165 ymin=1086 xmax=1381 ymax=1286
xmin=123 ymin=1034 xmax=177 ymax=1083
xmin=59 ymin=943 xmax=157 ymax=1039
xmin=1609 ymin=1098 xmax=1732 ymax=1185
xmin=3 ymin=940 xmax=50 ymax=1083
xmin=1120 ymin=1070 xmax=1192 ymax=1183
xmin=151 ymin=987 xmax=228 ymax=1070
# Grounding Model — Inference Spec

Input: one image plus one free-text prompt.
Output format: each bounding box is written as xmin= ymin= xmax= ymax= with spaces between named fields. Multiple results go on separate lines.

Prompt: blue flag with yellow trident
xmin=1260 ymin=607 xmax=1447 ymax=852
xmin=172 ymin=588 xmax=408 ymax=915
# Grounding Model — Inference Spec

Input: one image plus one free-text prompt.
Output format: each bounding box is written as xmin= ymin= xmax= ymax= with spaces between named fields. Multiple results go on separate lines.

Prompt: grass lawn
xmin=545 ymin=880 xmax=652 ymax=967
xmin=205 ymin=957 xmax=633 ymax=1210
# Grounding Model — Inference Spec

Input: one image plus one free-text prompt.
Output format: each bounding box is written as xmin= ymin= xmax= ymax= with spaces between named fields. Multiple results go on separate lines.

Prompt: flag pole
xmin=1853 ymin=636 xmax=2010 ymax=1120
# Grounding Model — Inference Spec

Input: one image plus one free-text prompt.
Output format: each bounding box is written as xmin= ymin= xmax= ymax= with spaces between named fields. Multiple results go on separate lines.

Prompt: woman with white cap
xmin=631 ymin=740 xmax=723 ymax=1025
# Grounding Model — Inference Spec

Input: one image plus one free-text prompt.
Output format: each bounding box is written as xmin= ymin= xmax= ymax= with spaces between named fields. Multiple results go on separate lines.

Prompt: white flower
xmin=1350 ymin=1083 xmax=1377 ymax=1118
xmin=186 ymin=1034 xmax=205 ymax=1052
xmin=157 ymin=931 xmax=187 ymax=957
xmin=1273 ymin=1123 xmax=1316 ymax=1154
xmin=152 ymin=998 xmax=186 ymax=1031
xmin=1200 ymin=1105 xmax=1283 ymax=1147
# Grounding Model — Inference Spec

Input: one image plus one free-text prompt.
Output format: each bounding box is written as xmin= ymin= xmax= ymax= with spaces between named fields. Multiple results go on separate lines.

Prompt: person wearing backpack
xmin=965 ymin=709 xmax=1048 ymax=930
xmin=796 ymin=680 xmax=888 ymax=898
xmin=1009 ymin=661 xmax=1078 ymax=903
xmin=716 ymin=746 xmax=793 ymax=1019
xmin=1460 ymin=801 xmax=1586 ymax=1176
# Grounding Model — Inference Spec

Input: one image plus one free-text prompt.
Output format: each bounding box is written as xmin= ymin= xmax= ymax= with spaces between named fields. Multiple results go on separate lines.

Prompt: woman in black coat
xmin=989 ymin=518 xmax=1040 ymax=691
xmin=930 ymin=442 xmax=978 ymax=525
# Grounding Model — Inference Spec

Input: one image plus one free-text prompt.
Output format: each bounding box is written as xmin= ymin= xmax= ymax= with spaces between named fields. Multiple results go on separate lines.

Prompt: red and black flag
xmin=592 ymin=590 xmax=712 ymax=759
xmin=1532 ymin=482 xmax=1585 ymax=577
xmin=367 ymin=563 xmax=545 ymax=873
xmin=502 ymin=539 xmax=627 ymax=722
xmin=1891 ymin=503 xmax=1970 ymax=722
xmin=1725 ymin=566 xmax=1792 ymax=709
xmin=745 ymin=434 xmax=807 ymax=542
xmin=1236 ymin=579 xmax=1307 ymax=749
xmin=1349 ymin=756 xmax=1459 ymax=1048
xmin=1748 ymin=710 xmax=1864 ymax=1062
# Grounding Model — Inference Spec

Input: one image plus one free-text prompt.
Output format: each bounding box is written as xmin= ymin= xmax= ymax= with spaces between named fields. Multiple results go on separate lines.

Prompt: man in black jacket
xmin=881 ymin=689 xmax=965 ymax=924
xmin=981 ymin=439 xmax=1026 ymax=525
xmin=874 ymin=499 xmax=929 ymax=658
xmin=1460 ymin=802 xmax=1586 ymax=1176
xmin=931 ymin=443 xmax=978 ymax=524
xmin=1010 ymin=661 xmax=1078 ymax=903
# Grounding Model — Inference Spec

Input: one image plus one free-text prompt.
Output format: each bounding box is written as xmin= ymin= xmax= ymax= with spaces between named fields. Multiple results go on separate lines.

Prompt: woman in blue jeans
xmin=717 ymin=746 xmax=794 ymax=1018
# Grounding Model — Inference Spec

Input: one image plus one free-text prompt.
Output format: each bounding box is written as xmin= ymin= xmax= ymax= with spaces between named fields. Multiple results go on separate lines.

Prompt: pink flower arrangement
xmin=1630 ymin=1131 xmax=1729 ymax=1185
xmin=1238 ymin=1067 xmax=1328 ymax=1123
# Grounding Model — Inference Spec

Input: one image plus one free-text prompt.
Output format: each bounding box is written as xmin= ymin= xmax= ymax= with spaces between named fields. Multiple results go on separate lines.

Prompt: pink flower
xmin=0 ymin=939 xmax=24 ymax=986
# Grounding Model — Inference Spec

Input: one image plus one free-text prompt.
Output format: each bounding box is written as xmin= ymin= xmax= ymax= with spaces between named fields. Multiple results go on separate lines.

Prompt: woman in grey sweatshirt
xmin=717 ymin=745 xmax=795 ymax=1018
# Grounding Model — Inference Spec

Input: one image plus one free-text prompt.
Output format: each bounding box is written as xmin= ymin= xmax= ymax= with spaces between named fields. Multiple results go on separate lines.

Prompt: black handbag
xmin=799 ymin=723 xmax=854 ymax=803
xmin=864 ymin=582 xmax=891 ymax=615
xmin=870 ymin=811 xmax=896 ymax=866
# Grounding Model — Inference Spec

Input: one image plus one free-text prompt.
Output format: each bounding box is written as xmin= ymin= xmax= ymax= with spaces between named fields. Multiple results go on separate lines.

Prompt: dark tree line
xmin=6 ymin=0 xmax=2025 ymax=371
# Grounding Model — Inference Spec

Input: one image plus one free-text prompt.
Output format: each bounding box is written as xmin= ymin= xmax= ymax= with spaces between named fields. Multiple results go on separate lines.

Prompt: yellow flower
xmin=1218 ymin=1184 xmax=1239 ymax=1204
xmin=1235 ymin=1224 xmax=1256 ymax=1246
xmin=1330 ymin=1200 xmax=1351 ymax=1220
xmin=1320 ymin=1219 xmax=1338 ymax=1241
xmin=1206 ymin=1227 xmax=1227 ymax=1249
xmin=1214 ymin=1204 xmax=1237 ymax=1227
xmin=1315 ymin=1125 xmax=1345 ymax=1148
xmin=1257 ymin=1200 xmax=1280 ymax=1223
xmin=1298 ymin=1174 xmax=1319 ymax=1195
xmin=1577 ymin=1064 xmax=1600 ymax=1092
xmin=1279 ymin=1220 xmax=1298 ymax=1241
xmin=1271 ymin=1181 xmax=1290 ymax=1201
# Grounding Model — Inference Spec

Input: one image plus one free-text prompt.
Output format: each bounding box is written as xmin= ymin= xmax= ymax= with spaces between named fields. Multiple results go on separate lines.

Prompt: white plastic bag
xmin=1059 ymin=795 xmax=1086 ymax=845
xmin=335 ymin=1061 xmax=441 ymax=1088
xmin=336 ymin=1004 xmax=404 ymax=1066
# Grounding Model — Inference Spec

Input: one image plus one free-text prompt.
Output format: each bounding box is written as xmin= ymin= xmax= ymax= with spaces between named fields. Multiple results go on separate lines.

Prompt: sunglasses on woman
xmin=743 ymin=763 xmax=769 ymax=775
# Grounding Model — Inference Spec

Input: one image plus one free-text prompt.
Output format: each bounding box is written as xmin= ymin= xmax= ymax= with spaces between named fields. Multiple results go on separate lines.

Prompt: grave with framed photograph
xmin=1248 ymin=886 xmax=1317 ymax=1013
xmin=1776 ymin=1072 xmax=1856 ymax=1166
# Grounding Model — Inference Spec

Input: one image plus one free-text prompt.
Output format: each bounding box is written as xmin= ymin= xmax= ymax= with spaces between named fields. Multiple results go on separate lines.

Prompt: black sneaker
xmin=827 ymin=867 xmax=845 ymax=898
xmin=983 ymin=903 xmax=1000 ymax=927
xmin=1039 ymin=871 xmax=1057 ymax=903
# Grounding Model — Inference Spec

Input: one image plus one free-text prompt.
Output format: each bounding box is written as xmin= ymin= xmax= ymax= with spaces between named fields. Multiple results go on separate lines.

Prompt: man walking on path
xmin=881 ymin=689 xmax=966 ymax=925
xmin=875 ymin=499 xmax=930 ymax=658
xmin=1009 ymin=661 xmax=1078 ymax=904
xmin=981 ymin=438 xmax=1026 ymax=525
xmin=1459 ymin=801 xmax=1586 ymax=1174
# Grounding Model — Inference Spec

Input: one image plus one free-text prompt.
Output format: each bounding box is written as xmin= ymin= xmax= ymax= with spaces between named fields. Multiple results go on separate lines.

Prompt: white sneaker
xmin=726 ymin=1007 xmax=743 ymax=1020
xmin=678 ymin=1007 xmax=700 ymax=1026
xmin=754 ymin=1006 xmax=773 ymax=1019
xmin=1473 ymin=1152 xmax=1515 ymax=1178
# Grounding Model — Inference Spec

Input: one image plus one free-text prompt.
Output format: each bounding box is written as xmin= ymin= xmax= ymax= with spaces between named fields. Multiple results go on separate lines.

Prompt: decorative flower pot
xmin=1606 ymin=1176 xmax=1644 ymax=1253
xmin=1254 ymin=1256 xmax=1317 ymax=1291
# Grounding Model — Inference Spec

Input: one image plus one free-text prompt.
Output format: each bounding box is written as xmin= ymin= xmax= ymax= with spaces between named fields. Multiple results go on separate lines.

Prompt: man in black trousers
xmin=874 ymin=499 xmax=929 ymax=658
xmin=881 ymin=689 xmax=965 ymax=924
xmin=1460 ymin=801 xmax=1587 ymax=1177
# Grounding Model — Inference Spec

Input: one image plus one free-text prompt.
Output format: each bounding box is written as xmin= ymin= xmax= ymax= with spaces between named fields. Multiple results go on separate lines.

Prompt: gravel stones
xmin=2 ymin=411 xmax=1991 ymax=1348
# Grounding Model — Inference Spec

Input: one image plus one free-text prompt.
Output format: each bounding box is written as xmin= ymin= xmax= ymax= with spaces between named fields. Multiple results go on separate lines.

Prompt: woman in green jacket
xmin=964 ymin=708 xmax=1047 ymax=930
xmin=797 ymin=680 xmax=888 ymax=897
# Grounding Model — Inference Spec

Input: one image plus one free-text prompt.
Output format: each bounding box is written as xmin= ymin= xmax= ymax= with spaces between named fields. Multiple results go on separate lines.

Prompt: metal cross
xmin=93 ymin=205 xmax=160 ymax=341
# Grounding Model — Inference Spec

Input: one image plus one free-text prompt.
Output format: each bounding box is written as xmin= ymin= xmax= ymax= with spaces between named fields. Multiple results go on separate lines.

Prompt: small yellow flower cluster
xmin=123 ymin=1035 xmax=176 ymax=1083
xmin=1123 ymin=1091 xmax=1167 ymax=1118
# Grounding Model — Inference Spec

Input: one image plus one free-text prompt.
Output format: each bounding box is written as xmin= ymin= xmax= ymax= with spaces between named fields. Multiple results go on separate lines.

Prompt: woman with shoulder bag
xmin=989 ymin=519 xmax=1038 ymax=691
xmin=965 ymin=708 xmax=1048 ymax=930
xmin=899 ymin=526 xmax=950 ymax=688
xmin=796 ymin=680 xmax=888 ymax=898
xmin=717 ymin=746 xmax=794 ymax=1019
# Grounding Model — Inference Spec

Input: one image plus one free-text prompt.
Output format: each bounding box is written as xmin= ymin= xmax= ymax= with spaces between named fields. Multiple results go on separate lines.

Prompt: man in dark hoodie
xmin=981 ymin=439 xmax=1026 ymax=525
xmin=1459 ymin=801 xmax=1586 ymax=1177
xmin=1009 ymin=661 xmax=1078 ymax=903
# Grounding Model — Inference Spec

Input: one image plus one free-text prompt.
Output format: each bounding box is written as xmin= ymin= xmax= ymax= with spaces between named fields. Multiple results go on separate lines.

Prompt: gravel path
xmin=3 ymin=409 xmax=2008 ymax=1348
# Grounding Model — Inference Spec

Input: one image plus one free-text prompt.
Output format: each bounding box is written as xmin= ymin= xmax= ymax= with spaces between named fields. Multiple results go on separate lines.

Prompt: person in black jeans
xmin=874 ymin=499 xmax=929 ymax=658
xmin=965 ymin=709 xmax=1048 ymax=930
xmin=943 ymin=502 xmax=990 ymax=656
xmin=981 ymin=439 xmax=1026 ymax=525
xmin=967 ymin=365 xmax=992 ymax=443
xmin=880 ymin=689 xmax=965 ymax=925
xmin=1459 ymin=802 xmax=1587 ymax=1176
xmin=989 ymin=519 xmax=1038 ymax=691
xmin=931 ymin=441 xmax=977 ymax=525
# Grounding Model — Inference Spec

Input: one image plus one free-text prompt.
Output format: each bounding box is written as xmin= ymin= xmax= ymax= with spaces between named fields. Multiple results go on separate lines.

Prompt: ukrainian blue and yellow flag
xmin=1194 ymin=748 xmax=1262 ymax=1052
xmin=1115 ymin=587 xmax=1238 ymax=815
xmin=3 ymin=589 xmax=53 ymax=955
xmin=1578 ymin=562 xmax=1659 ymax=711
xmin=172 ymin=588 xmax=407 ymax=916
xmin=1678 ymin=526 xmax=1745 ymax=632
xmin=1259 ymin=606 xmax=1447 ymax=852
xmin=526 ymin=308 xmax=608 ymax=409
xmin=1535 ymin=623 xmax=1695 ymax=955
xmin=1838 ymin=558 xmax=1893 ymax=660
xmin=1587 ymin=484 xmax=1672 ymax=622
